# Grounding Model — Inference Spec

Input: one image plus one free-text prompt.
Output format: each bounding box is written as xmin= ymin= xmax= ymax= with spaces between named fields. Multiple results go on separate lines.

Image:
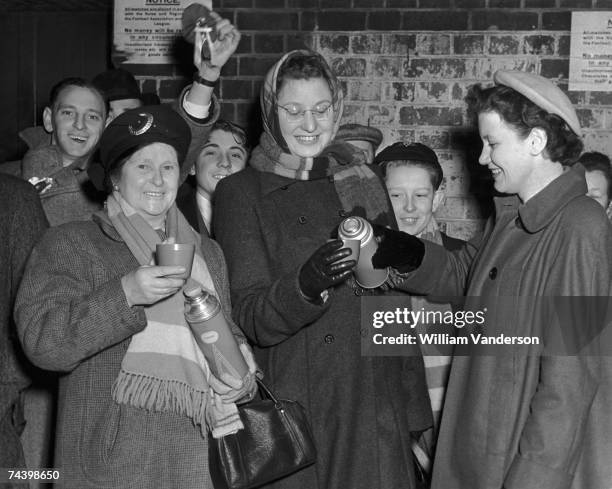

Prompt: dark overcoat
xmin=214 ymin=166 xmax=433 ymax=489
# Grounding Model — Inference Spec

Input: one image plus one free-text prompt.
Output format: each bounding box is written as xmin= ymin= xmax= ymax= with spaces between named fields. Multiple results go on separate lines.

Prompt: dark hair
xmin=210 ymin=120 xmax=250 ymax=152
xmin=466 ymin=84 xmax=583 ymax=165
xmin=578 ymin=151 xmax=612 ymax=197
xmin=276 ymin=53 xmax=333 ymax=95
xmin=384 ymin=160 xmax=444 ymax=190
xmin=48 ymin=76 xmax=108 ymax=116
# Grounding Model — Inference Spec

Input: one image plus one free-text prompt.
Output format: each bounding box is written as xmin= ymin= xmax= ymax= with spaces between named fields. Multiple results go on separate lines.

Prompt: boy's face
xmin=43 ymin=85 xmax=106 ymax=165
xmin=585 ymin=169 xmax=611 ymax=209
xmin=386 ymin=164 xmax=443 ymax=236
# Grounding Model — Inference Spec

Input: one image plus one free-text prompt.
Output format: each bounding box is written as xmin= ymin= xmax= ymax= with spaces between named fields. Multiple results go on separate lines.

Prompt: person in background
xmin=21 ymin=77 xmax=107 ymax=226
xmin=0 ymin=174 xmax=48 ymax=489
xmin=92 ymin=68 xmax=144 ymax=123
xmin=15 ymin=105 xmax=257 ymax=489
xmin=578 ymin=151 xmax=611 ymax=211
xmin=214 ymin=49 xmax=432 ymax=489
xmin=334 ymin=122 xmax=383 ymax=164
xmin=376 ymin=141 xmax=465 ymax=466
xmin=371 ymin=70 xmax=611 ymax=489
xmin=177 ymin=120 xmax=249 ymax=235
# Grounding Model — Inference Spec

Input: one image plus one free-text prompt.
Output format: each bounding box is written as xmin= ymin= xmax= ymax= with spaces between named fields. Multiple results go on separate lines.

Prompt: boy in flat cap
xmin=92 ymin=68 xmax=144 ymax=123
xmin=334 ymin=123 xmax=383 ymax=164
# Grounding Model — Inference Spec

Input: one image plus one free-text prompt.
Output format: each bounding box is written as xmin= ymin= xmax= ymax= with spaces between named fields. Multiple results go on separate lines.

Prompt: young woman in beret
xmin=372 ymin=71 xmax=612 ymax=489
xmin=15 ymin=104 xmax=257 ymax=489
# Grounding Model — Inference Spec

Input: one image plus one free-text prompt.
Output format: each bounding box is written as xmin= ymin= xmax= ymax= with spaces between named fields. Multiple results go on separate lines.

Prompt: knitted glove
xmin=371 ymin=225 xmax=425 ymax=273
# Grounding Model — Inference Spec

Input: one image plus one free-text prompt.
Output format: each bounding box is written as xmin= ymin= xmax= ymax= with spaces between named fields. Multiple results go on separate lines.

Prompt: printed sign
xmin=569 ymin=11 xmax=612 ymax=91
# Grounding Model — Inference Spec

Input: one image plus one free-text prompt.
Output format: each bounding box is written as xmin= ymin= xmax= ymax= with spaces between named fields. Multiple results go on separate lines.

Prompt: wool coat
xmin=0 ymin=174 xmax=47 ymax=475
xmin=398 ymin=165 xmax=612 ymax=489
xmin=214 ymin=166 xmax=433 ymax=489
xmin=14 ymin=214 xmax=245 ymax=489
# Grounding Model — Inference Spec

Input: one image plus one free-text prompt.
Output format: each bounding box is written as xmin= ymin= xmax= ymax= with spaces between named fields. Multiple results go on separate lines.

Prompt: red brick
xmin=254 ymin=0 xmax=285 ymax=7
xmin=239 ymin=56 xmax=280 ymax=76
xmin=557 ymin=84 xmax=586 ymax=106
xmin=455 ymin=0 xmax=485 ymax=6
xmin=387 ymin=0 xmax=417 ymax=6
xmin=404 ymin=59 xmax=466 ymax=79
xmin=389 ymin=82 xmax=415 ymax=102
xmin=368 ymin=11 xmax=402 ymax=30
xmin=372 ymin=57 xmax=401 ymax=77
xmin=352 ymin=34 xmax=383 ymax=54
xmin=318 ymin=11 xmax=366 ymax=30
xmin=472 ymin=58 xmax=537 ymax=79
xmin=540 ymin=59 xmax=569 ymax=79
xmin=416 ymin=129 xmax=450 ymax=149
xmin=300 ymin=11 xmax=317 ymax=30
xmin=348 ymin=81 xmax=380 ymax=101
xmin=589 ymin=92 xmax=612 ymax=105
xmin=524 ymin=0 xmax=556 ymax=6
xmin=560 ymin=0 xmax=591 ymax=6
xmin=401 ymin=11 xmax=469 ymax=30
xmin=237 ymin=12 xmax=298 ymax=31
xmin=542 ymin=12 xmax=571 ymax=30
xmin=342 ymin=104 xmax=366 ymax=120
xmin=489 ymin=0 xmax=520 ymax=6
xmin=141 ymin=79 xmax=157 ymax=95
xmin=454 ymin=35 xmax=484 ymax=55
xmin=367 ymin=105 xmax=395 ymax=125
xmin=415 ymin=34 xmax=451 ymax=55
xmin=159 ymin=78 xmax=190 ymax=99
xmin=219 ymin=101 xmax=235 ymax=122
xmin=221 ymin=79 xmax=253 ymax=100
xmin=420 ymin=0 xmax=451 ymax=6
xmin=254 ymin=34 xmax=284 ymax=53
xmin=472 ymin=11 xmax=538 ymax=31
xmin=319 ymin=34 xmax=349 ymax=55
xmin=331 ymin=58 xmax=367 ymax=77
xmin=414 ymin=82 xmax=450 ymax=103
xmin=523 ymin=35 xmax=554 ymax=55
xmin=287 ymin=0 xmax=319 ymax=7
xmin=236 ymin=34 xmax=252 ymax=54
xmin=489 ymin=36 xmax=520 ymax=55
xmin=399 ymin=106 xmax=463 ymax=126
xmin=595 ymin=0 xmax=612 ymax=6
xmin=577 ymin=109 xmax=602 ymax=129
xmin=221 ymin=0 xmax=252 ymax=7
xmin=383 ymin=34 xmax=416 ymax=55
xmin=451 ymin=83 xmax=465 ymax=102
xmin=287 ymin=34 xmax=313 ymax=51
xmin=222 ymin=58 xmax=238 ymax=77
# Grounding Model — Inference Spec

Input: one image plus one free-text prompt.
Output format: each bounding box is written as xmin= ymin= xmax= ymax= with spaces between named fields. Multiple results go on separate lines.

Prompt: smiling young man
xmin=21 ymin=77 xmax=107 ymax=226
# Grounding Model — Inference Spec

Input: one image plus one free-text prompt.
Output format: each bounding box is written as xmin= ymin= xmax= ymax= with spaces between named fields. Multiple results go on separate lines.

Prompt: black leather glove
xmin=371 ymin=225 xmax=425 ymax=273
xmin=298 ymin=239 xmax=356 ymax=302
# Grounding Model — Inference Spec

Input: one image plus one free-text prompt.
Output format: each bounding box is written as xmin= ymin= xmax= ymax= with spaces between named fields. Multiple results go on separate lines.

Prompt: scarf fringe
xmin=112 ymin=369 xmax=210 ymax=436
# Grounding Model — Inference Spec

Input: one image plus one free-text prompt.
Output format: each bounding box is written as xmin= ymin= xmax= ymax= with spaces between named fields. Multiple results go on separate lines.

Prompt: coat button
xmin=324 ymin=334 xmax=335 ymax=344
xmin=489 ymin=267 xmax=497 ymax=279
xmin=298 ymin=216 xmax=307 ymax=224
xmin=280 ymin=185 xmax=288 ymax=190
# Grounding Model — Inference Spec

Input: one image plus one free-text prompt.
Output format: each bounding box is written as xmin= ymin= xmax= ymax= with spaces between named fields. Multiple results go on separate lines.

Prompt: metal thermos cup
xmin=184 ymin=287 xmax=248 ymax=381
xmin=338 ymin=216 xmax=389 ymax=289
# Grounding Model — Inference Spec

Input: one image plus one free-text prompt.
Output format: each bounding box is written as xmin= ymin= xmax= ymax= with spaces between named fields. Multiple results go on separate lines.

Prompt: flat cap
xmin=89 ymin=105 xmax=191 ymax=191
xmin=374 ymin=142 xmax=439 ymax=166
xmin=335 ymin=123 xmax=383 ymax=150
xmin=493 ymin=70 xmax=581 ymax=135
xmin=92 ymin=69 xmax=142 ymax=102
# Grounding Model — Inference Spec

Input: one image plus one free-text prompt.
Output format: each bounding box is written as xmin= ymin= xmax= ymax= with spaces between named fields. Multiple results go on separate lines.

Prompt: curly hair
xmin=466 ymin=84 xmax=583 ymax=165
xmin=276 ymin=52 xmax=333 ymax=94
xmin=579 ymin=151 xmax=612 ymax=197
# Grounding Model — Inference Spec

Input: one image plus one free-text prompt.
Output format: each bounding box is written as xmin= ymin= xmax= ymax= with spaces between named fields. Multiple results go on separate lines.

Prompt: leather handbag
xmin=208 ymin=379 xmax=317 ymax=489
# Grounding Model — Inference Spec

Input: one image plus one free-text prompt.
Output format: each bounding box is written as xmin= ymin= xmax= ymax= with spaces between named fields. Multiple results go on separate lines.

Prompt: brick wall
xmin=134 ymin=0 xmax=612 ymax=240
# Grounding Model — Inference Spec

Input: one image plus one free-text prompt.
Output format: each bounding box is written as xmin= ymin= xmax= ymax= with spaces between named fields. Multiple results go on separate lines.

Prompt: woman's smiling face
xmin=276 ymin=77 xmax=335 ymax=158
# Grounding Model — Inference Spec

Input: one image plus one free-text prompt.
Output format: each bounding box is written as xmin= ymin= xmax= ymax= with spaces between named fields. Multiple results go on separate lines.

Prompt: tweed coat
xmin=398 ymin=165 xmax=612 ymax=489
xmin=0 ymin=174 xmax=47 ymax=475
xmin=14 ymin=213 xmax=245 ymax=489
xmin=214 ymin=166 xmax=433 ymax=489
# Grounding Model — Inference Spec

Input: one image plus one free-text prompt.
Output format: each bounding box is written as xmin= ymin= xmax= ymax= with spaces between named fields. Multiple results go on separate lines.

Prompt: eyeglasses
xmin=278 ymin=102 xmax=332 ymax=122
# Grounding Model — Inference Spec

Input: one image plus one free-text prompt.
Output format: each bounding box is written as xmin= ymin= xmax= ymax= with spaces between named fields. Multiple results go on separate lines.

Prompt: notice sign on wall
xmin=113 ymin=0 xmax=212 ymax=65
xmin=569 ymin=11 xmax=612 ymax=91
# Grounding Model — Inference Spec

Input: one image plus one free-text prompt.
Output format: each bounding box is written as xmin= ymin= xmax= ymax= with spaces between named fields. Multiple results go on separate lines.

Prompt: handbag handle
xmin=254 ymin=378 xmax=281 ymax=407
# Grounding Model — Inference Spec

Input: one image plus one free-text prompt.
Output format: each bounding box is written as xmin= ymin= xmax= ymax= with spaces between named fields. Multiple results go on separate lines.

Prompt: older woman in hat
xmin=372 ymin=71 xmax=612 ymax=489
xmin=14 ymin=104 xmax=256 ymax=489
xmin=213 ymin=49 xmax=432 ymax=489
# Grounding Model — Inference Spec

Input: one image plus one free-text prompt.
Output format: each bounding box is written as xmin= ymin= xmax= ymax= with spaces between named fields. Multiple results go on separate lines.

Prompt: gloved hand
xmin=371 ymin=225 xmax=425 ymax=273
xmin=298 ymin=239 xmax=356 ymax=302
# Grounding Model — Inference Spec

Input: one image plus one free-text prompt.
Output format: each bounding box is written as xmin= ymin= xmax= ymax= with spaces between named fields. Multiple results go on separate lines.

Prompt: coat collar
xmin=494 ymin=164 xmax=588 ymax=233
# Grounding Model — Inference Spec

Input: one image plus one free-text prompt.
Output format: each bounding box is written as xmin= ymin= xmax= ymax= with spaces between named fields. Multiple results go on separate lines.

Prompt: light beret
xmin=493 ymin=70 xmax=581 ymax=136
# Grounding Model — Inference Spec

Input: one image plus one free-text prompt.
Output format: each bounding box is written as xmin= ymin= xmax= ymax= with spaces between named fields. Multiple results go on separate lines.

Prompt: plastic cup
xmin=155 ymin=243 xmax=195 ymax=279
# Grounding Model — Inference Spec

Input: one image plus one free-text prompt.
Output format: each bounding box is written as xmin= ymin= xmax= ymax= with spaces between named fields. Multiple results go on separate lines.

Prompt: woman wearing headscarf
xmin=15 ymin=105 xmax=257 ymax=489
xmin=213 ymin=50 xmax=432 ymax=489
xmin=371 ymin=71 xmax=612 ymax=489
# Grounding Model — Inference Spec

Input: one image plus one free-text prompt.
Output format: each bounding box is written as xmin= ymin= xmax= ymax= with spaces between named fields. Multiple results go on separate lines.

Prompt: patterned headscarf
xmin=260 ymin=49 xmax=345 ymax=154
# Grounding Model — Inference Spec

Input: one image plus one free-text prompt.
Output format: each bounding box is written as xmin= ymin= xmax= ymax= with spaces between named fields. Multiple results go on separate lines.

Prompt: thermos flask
xmin=184 ymin=286 xmax=248 ymax=381
xmin=338 ymin=216 xmax=389 ymax=288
